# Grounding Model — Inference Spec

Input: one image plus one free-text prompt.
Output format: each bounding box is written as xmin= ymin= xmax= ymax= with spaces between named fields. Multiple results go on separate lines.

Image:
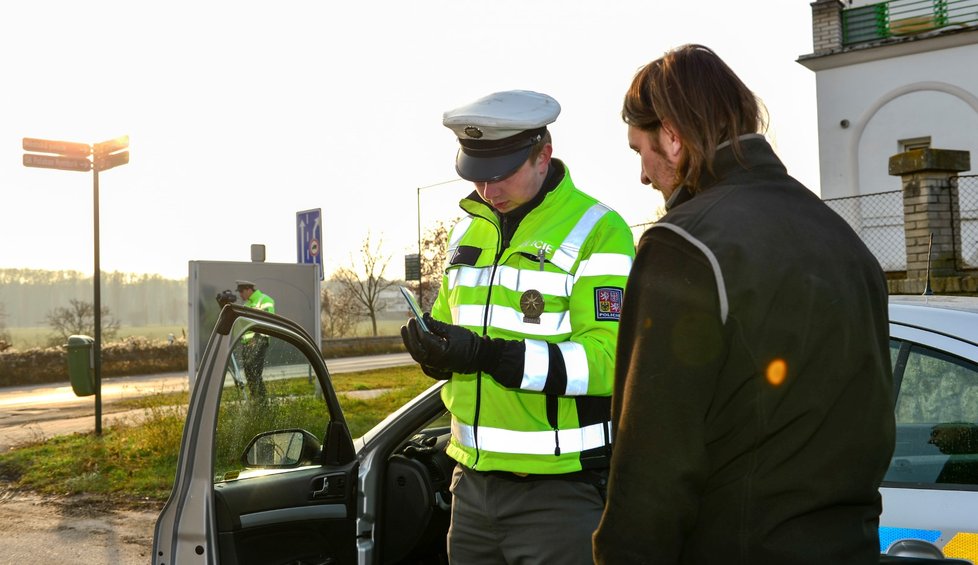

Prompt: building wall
xmin=813 ymin=41 xmax=978 ymax=199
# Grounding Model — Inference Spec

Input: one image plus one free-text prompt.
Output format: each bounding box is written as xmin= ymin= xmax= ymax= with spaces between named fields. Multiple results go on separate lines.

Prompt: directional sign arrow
xmin=23 ymin=153 xmax=92 ymax=172
xmin=22 ymin=138 xmax=91 ymax=157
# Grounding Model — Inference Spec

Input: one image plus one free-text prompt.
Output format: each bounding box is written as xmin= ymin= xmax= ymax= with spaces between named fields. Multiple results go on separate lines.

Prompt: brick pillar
xmin=811 ymin=0 xmax=843 ymax=54
xmin=889 ymin=149 xmax=970 ymax=283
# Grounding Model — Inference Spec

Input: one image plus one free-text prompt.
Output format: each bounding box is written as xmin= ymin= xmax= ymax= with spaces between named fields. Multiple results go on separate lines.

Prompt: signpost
xmin=296 ymin=208 xmax=323 ymax=279
xmin=22 ymin=134 xmax=130 ymax=435
xmin=22 ymin=137 xmax=92 ymax=158
xmin=95 ymin=150 xmax=129 ymax=172
xmin=23 ymin=153 xmax=92 ymax=172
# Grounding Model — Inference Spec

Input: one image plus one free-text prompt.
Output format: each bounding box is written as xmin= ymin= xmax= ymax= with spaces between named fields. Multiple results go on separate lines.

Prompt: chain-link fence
xmin=823 ymin=176 xmax=978 ymax=273
xmin=953 ymin=175 xmax=978 ymax=270
xmin=824 ymin=190 xmax=907 ymax=272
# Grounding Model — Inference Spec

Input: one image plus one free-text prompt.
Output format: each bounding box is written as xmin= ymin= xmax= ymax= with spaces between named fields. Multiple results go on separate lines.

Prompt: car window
xmin=213 ymin=325 xmax=330 ymax=482
xmin=887 ymin=339 xmax=978 ymax=486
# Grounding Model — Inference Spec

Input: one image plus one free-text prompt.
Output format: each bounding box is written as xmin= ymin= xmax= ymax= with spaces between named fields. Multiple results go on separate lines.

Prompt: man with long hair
xmin=593 ymin=45 xmax=894 ymax=564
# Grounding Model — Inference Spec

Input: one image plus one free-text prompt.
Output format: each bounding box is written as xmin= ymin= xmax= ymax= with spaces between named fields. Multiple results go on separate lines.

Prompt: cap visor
xmin=455 ymin=147 xmax=532 ymax=182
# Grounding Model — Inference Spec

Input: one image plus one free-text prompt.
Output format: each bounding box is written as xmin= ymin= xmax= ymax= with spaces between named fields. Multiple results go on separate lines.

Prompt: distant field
xmin=7 ymin=325 xmax=187 ymax=349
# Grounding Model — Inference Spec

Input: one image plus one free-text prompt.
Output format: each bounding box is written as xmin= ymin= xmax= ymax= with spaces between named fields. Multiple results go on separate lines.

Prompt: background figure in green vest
xmin=236 ymin=280 xmax=275 ymax=399
xmin=401 ymin=90 xmax=635 ymax=564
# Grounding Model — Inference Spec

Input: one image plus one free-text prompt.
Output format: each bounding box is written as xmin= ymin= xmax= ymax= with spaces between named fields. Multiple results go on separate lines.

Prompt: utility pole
xmin=415 ymin=178 xmax=462 ymax=308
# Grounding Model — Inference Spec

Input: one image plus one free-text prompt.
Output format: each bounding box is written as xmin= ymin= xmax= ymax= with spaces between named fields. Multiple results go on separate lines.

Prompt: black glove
xmin=402 ymin=434 xmax=439 ymax=458
xmin=400 ymin=313 xmax=497 ymax=376
xmin=419 ymin=363 xmax=451 ymax=381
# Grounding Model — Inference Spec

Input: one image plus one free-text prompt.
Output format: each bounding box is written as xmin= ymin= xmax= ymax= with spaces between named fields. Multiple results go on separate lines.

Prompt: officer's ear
xmin=532 ymin=143 xmax=552 ymax=173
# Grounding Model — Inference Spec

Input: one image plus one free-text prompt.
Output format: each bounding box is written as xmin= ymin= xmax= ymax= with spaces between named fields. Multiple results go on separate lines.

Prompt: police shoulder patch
xmin=594 ymin=287 xmax=623 ymax=321
xmin=450 ymin=245 xmax=482 ymax=266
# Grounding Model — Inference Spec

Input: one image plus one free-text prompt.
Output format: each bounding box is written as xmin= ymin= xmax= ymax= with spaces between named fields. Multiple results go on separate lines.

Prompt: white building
xmin=798 ymin=0 xmax=978 ymax=274
xmin=799 ymin=0 xmax=978 ymax=199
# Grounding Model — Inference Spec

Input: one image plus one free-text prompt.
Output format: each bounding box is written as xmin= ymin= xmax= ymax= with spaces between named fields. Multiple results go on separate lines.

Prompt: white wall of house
xmin=809 ymin=39 xmax=978 ymax=200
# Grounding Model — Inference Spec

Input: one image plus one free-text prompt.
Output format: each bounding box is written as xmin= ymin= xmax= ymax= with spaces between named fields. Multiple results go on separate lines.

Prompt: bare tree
xmin=332 ymin=233 xmax=396 ymax=336
xmin=45 ymin=299 xmax=121 ymax=346
xmin=418 ymin=221 xmax=451 ymax=311
xmin=321 ymin=285 xmax=360 ymax=338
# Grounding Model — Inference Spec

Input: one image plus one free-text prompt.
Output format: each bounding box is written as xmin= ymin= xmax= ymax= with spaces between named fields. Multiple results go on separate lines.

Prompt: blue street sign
xmin=296 ymin=208 xmax=323 ymax=279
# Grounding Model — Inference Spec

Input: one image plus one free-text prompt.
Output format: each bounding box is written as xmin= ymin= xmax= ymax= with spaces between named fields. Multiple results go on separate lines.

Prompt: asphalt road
xmin=0 ymin=352 xmax=413 ymax=452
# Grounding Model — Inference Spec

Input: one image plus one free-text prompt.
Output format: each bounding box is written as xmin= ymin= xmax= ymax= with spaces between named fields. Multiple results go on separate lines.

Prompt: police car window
xmin=214 ymin=329 xmax=330 ymax=482
xmin=886 ymin=341 xmax=978 ymax=486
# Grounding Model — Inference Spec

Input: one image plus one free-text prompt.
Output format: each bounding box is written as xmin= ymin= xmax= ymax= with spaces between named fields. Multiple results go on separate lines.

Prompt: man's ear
xmin=535 ymin=143 xmax=553 ymax=172
xmin=660 ymin=122 xmax=682 ymax=160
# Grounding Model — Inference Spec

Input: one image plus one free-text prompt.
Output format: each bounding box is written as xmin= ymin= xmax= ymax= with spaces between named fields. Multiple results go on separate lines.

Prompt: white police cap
xmin=443 ymin=90 xmax=560 ymax=182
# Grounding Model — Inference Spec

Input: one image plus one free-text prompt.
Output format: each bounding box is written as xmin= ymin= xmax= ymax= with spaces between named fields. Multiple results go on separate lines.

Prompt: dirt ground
xmin=0 ymin=485 xmax=161 ymax=564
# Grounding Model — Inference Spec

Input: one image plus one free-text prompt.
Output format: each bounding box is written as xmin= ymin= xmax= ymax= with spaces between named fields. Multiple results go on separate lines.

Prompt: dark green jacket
xmin=595 ymin=136 xmax=894 ymax=564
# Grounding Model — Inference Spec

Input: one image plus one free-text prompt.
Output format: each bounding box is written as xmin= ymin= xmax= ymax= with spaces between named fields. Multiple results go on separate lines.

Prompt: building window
xmin=901 ymin=137 xmax=932 ymax=152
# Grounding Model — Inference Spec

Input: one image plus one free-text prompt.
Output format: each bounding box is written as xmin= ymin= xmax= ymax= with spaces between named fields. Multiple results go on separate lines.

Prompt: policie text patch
xmin=594 ymin=287 xmax=623 ymax=321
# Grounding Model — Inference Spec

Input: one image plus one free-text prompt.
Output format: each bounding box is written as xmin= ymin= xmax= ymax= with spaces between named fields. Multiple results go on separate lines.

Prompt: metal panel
xmin=187 ymin=260 xmax=321 ymax=383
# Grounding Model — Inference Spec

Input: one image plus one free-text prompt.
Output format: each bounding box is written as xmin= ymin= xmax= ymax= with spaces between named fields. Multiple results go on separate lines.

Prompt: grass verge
xmin=0 ymin=365 xmax=433 ymax=504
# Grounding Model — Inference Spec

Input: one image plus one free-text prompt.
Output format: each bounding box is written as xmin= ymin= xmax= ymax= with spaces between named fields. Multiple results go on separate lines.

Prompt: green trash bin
xmin=66 ymin=335 xmax=95 ymax=397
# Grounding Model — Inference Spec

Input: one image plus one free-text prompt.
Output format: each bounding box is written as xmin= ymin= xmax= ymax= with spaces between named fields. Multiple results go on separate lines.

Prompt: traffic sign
xmin=95 ymin=150 xmax=129 ymax=172
xmin=23 ymin=153 xmax=91 ymax=172
xmin=22 ymin=137 xmax=91 ymax=157
xmin=93 ymin=135 xmax=129 ymax=156
xmin=296 ymin=208 xmax=323 ymax=279
xmin=405 ymin=254 xmax=421 ymax=281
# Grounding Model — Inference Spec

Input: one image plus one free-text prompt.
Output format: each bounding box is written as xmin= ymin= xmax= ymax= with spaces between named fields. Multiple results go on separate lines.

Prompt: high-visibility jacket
xmin=431 ymin=163 xmax=635 ymax=474
xmin=244 ymin=289 xmax=276 ymax=314
xmin=241 ymin=289 xmax=275 ymax=344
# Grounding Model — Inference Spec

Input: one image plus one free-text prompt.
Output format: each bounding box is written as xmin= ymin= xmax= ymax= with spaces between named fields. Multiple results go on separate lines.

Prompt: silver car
xmin=154 ymin=297 xmax=978 ymax=564
xmin=153 ymin=304 xmax=452 ymax=565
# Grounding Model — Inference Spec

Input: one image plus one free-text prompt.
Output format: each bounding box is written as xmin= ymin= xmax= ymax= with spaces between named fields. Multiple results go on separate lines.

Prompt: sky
xmin=0 ymin=1 xmax=819 ymax=281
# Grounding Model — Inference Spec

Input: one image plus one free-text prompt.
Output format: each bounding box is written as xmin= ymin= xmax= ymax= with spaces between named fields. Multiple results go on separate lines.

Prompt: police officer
xmin=236 ymin=280 xmax=275 ymax=398
xmin=236 ymin=280 xmax=276 ymax=314
xmin=401 ymin=90 xmax=635 ymax=564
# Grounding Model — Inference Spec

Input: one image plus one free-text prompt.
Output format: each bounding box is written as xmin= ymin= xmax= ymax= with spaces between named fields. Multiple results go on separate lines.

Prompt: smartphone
xmin=399 ymin=286 xmax=429 ymax=333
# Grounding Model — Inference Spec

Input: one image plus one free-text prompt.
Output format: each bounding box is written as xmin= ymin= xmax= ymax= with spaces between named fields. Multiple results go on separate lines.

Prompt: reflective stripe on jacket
xmin=432 ymin=164 xmax=635 ymax=474
xmin=245 ymin=289 xmax=275 ymax=314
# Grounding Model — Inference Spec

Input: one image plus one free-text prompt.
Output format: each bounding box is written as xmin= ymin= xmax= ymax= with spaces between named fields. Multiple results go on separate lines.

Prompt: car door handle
xmin=311 ymin=473 xmax=347 ymax=499
xmin=312 ymin=476 xmax=331 ymax=498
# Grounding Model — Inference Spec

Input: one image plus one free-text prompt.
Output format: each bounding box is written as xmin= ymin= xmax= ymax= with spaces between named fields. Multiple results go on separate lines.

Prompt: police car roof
xmin=889 ymin=294 xmax=978 ymax=345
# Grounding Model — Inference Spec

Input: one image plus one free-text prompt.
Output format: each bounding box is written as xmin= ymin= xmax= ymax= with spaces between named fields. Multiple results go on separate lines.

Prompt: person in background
xmin=401 ymin=90 xmax=635 ymax=564
xmin=593 ymin=44 xmax=894 ymax=564
xmin=235 ymin=280 xmax=275 ymax=398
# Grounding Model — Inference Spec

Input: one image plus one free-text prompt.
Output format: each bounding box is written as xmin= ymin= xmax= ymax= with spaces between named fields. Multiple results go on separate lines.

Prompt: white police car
xmin=154 ymin=297 xmax=978 ymax=564
xmin=881 ymin=295 xmax=978 ymax=563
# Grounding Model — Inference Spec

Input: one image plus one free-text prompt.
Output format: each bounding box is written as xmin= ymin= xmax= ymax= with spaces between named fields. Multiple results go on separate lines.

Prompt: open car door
xmin=154 ymin=304 xmax=357 ymax=565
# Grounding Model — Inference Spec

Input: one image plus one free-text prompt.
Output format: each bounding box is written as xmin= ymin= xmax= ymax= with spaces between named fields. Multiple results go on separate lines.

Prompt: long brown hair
xmin=622 ymin=44 xmax=768 ymax=192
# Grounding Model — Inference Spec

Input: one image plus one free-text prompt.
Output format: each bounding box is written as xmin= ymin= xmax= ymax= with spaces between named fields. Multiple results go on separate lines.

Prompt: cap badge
xmin=463 ymin=126 xmax=483 ymax=139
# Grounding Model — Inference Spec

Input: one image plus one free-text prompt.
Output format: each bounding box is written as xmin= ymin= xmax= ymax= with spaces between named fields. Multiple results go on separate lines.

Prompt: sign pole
xmin=22 ymin=134 xmax=129 ymax=437
xmin=93 ymin=167 xmax=102 ymax=436
xmin=416 ymin=187 xmax=423 ymax=307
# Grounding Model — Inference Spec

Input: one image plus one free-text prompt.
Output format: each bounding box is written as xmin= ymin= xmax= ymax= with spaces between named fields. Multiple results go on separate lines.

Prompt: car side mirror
xmin=242 ymin=429 xmax=322 ymax=468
